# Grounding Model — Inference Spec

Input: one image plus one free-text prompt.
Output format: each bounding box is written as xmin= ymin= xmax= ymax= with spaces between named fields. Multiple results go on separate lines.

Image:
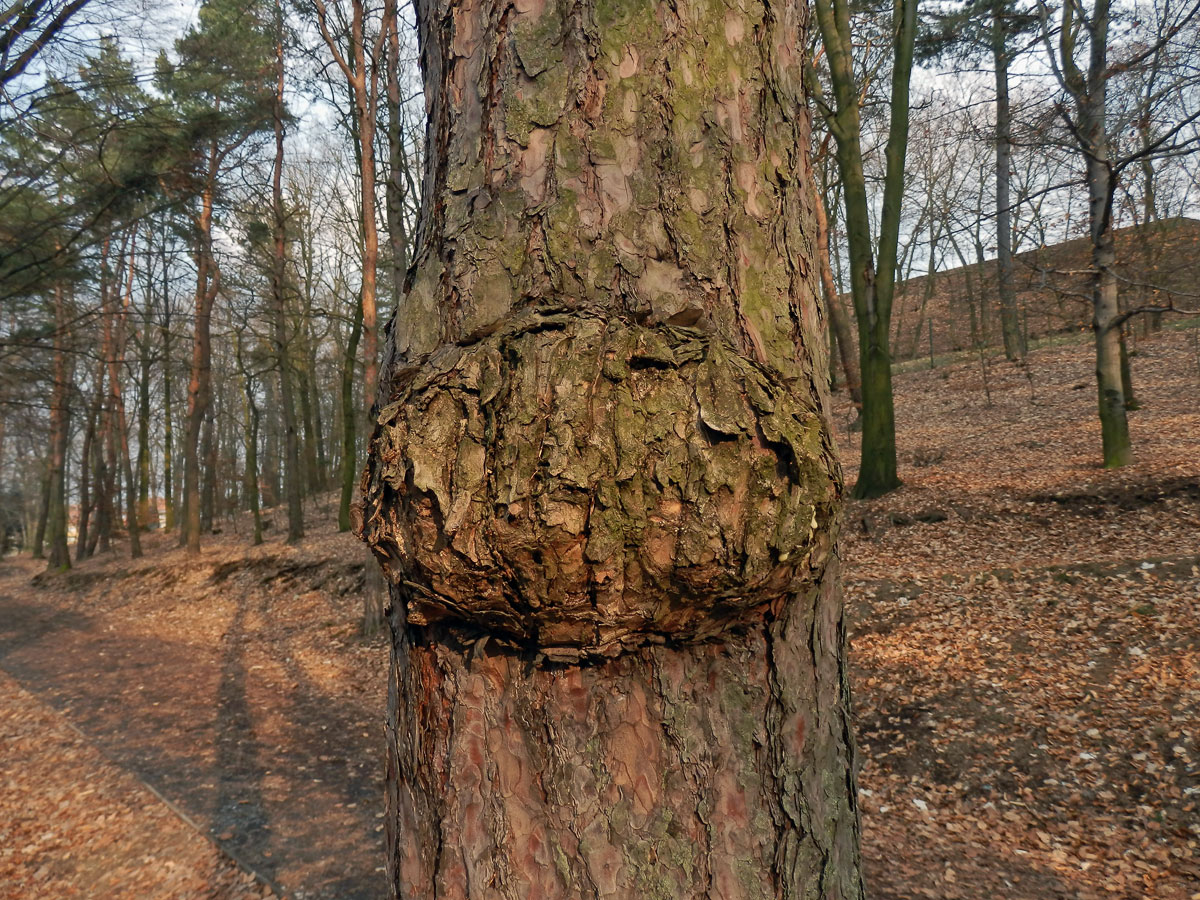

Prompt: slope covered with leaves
xmin=839 ymin=326 xmax=1200 ymax=899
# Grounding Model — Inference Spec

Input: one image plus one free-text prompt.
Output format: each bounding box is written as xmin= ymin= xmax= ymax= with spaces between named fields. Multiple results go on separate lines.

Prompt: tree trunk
xmin=109 ymin=236 xmax=143 ymax=558
xmin=160 ymin=232 xmax=177 ymax=532
xmin=96 ymin=238 xmax=118 ymax=554
xmin=200 ymin=405 xmax=216 ymax=534
xmin=310 ymin=333 xmax=328 ymax=488
xmin=993 ymin=3 xmax=1024 ymax=363
xmin=383 ymin=0 xmax=409 ymax=312
xmin=183 ymin=145 xmax=221 ymax=552
xmin=1119 ymin=329 xmax=1138 ymax=409
xmin=1077 ymin=0 xmax=1130 ymax=468
xmin=907 ymin=220 xmax=940 ymax=361
xmin=136 ymin=310 xmax=154 ymax=530
xmin=814 ymin=184 xmax=862 ymax=413
xmin=75 ymin=389 xmax=99 ymax=560
xmin=45 ymin=281 xmax=73 ymax=569
xmin=272 ymin=2 xmax=304 ymax=543
xmin=338 ymin=291 xmax=363 ymax=532
xmin=1090 ymin=178 xmax=1130 ymax=466
xmin=31 ymin=465 xmax=49 ymax=559
xmin=813 ymin=0 xmax=912 ymax=499
xmin=236 ymin=334 xmax=264 ymax=546
xmin=358 ymin=0 xmax=863 ymax=896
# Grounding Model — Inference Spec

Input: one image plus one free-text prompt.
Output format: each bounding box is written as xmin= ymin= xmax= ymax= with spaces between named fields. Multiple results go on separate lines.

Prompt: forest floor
xmin=1 ymin=325 xmax=1197 ymax=899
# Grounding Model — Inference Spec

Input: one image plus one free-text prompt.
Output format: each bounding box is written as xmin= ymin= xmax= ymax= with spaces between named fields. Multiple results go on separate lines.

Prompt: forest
xmin=0 ymin=0 xmax=1198 ymax=897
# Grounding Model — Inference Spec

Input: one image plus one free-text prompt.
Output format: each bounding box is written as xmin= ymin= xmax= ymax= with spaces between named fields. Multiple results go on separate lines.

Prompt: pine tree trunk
xmin=338 ymin=294 xmax=363 ymax=533
xmin=45 ymin=282 xmax=73 ymax=569
xmin=160 ymin=234 xmax=177 ymax=532
xmin=271 ymin=5 xmax=304 ymax=543
xmin=110 ymin=236 xmax=142 ymax=558
xmin=183 ymin=169 xmax=218 ymax=552
xmin=359 ymin=0 xmax=863 ymax=895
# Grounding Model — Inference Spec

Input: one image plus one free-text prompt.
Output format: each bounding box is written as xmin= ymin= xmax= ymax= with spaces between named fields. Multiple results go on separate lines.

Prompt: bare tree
xmin=1035 ymin=0 xmax=1200 ymax=466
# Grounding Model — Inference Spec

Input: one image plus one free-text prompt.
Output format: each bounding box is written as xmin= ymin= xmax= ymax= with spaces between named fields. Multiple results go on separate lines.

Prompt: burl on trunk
xmin=357 ymin=0 xmax=864 ymax=896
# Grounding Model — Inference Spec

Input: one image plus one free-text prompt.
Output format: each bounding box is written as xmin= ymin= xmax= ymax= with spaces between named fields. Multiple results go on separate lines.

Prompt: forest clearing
xmin=2 ymin=326 xmax=1196 ymax=900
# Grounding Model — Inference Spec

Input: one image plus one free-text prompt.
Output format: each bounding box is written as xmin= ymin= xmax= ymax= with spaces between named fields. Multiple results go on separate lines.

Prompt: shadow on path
xmin=0 ymin=587 xmax=385 ymax=900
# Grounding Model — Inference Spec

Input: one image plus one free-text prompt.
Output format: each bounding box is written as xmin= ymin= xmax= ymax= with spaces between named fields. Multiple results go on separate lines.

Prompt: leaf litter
xmin=0 ymin=327 xmax=1196 ymax=898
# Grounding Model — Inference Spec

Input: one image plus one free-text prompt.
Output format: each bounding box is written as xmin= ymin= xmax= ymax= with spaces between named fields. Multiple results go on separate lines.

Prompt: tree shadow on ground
xmin=0 ymin=587 xmax=385 ymax=899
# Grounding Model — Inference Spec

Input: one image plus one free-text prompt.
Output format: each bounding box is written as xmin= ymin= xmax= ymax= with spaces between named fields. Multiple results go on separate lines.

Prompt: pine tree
xmin=156 ymin=0 xmax=275 ymax=553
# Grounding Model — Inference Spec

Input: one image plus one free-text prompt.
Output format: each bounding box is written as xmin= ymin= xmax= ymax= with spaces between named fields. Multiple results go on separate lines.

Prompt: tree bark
xmin=338 ymin=289 xmax=363 ymax=532
xmin=993 ymin=1 xmax=1024 ymax=363
xmin=814 ymin=183 xmax=862 ymax=413
xmin=136 ymin=319 xmax=154 ymax=530
xmin=311 ymin=0 xmax=392 ymax=405
xmin=383 ymin=0 xmax=410 ymax=311
xmin=182 ymin=146 xmax=221 ymax=553
xmin=359 ymin=0 xmax=863 ymax=896
xmin=75 ymin=385 xmax=100 ymax=560
xmin=236 ymin=333 xmax=264 ymax=546
xmin=109 ymin=236 xmax=142 ymax=558
xmin=1074 ymin=0 xmax=1131 ymax=467
xmin=200 ymin=404 xmax=217 ymax=534
xmin=160 ymin=230 xmax=177 ymax=532
xmin=1089 ymin=151 xmax=1130 ymax=466
xmin=45 ymin=280 xmax=73 ymax=569
xmin=272 ymin=0 xmax=305 ymax=543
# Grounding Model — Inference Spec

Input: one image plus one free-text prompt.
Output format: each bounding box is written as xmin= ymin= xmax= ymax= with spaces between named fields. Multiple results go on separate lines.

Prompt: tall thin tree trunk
xmin=31 ymin=465 xmax=49 ymax=559
xmin=183 ymin=148 xmax=220 ymax=553
xmin=1090 ymin=153 xmax=1130 ymax=465
xmin=45 ymin=281 xmax=73 ymax=569
xmin=312 ymin=0 xmax=392 ymax=407
xmin=310 ymin=334 xmax=327 ymax=488
xmin=272 ymin=0 xmax=304 ymax=543
xmin=815 ymin=182 xmax=862 ymax=414
xmin=1077 ymin=0 xmax=1130 ymax=468
xmin=236 ymin=334 xmax=264 ymax=546
xmin=338 ymin=292 xmax=363 ymax=532
xmin=75 ymin=388 xmax=99 ymax=560
xmin=993 ymin=2 xmax=1024 ymax=362
xmin=160 ymin=232 xmax=176 ymax=532
xmin=813 ymin=0 xmax=914 ymax=498
xmin=383 ymin=0 xmax=408 ymax=311
xmin=908 ymin=221 xmax=940 ymax=361
xmin=358 ymin=0 xmax=863 ymax=895
xmin=201 ymin=404 xmax=217 ymax=532
xmin=136 ymin=319 xmax=154 ymax=530
xmin=109 ymin=236 xmax=143 ymax=558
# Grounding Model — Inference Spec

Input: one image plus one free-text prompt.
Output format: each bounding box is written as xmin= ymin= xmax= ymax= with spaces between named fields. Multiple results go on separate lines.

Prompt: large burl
xmin=359 ymin=308 xmax=838 ymax=661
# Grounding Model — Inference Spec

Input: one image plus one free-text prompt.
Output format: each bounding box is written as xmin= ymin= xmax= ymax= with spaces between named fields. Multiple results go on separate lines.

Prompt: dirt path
xmin=1 ymin=668 xmax=272 ymax=900
xmin=0 ymin=527 xmax=390 ymax=900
